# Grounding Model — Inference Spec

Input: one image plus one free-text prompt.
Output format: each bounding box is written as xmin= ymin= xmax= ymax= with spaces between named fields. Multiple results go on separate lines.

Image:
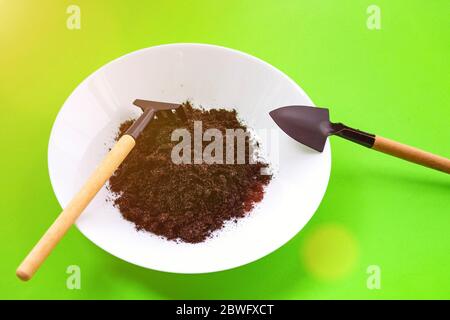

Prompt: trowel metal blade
xmin=269 ymin=105 xmax=333 ymax=152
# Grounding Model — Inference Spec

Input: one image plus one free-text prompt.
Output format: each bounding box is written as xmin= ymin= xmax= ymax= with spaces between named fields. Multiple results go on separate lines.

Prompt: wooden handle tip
xmin=16 ymin=268 xmax=32 ymax=281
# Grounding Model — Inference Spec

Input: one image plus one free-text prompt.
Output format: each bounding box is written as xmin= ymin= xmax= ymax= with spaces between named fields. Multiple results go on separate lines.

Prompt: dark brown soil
xmin=108 ymin=102 xmax=272 ymax=243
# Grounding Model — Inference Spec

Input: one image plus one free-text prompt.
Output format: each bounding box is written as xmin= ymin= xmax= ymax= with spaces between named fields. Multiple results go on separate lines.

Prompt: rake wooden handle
xmin=16 ymin=134 xmax=136 ymax=281
xmin=373 ymin=136 xmax=450 ymax=174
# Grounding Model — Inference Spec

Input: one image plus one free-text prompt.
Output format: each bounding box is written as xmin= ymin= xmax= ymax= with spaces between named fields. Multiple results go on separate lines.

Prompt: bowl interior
xmin=48 ymin=44 xmax=331 ymax=273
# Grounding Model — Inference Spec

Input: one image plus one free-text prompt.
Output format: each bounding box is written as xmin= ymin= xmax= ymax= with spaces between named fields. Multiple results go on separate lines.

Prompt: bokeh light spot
xmin=302 ymin=223 xmax=358 ymax=281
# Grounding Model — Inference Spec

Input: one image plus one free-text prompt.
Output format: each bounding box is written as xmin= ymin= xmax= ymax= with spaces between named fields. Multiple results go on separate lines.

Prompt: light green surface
xmin=1 ymin=0 xmax=449 ymax=299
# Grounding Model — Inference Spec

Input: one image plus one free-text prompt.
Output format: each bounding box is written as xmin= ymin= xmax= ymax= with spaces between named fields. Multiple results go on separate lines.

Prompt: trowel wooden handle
xmin=373 ymin=136 xmax=450 ymax=174
xmin=16 ymin=134 xmax=136 ymax=281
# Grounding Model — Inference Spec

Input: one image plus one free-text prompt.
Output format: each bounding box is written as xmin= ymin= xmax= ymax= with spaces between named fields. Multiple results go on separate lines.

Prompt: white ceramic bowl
xmin=48 ymin=43 xmax=331 ymax=273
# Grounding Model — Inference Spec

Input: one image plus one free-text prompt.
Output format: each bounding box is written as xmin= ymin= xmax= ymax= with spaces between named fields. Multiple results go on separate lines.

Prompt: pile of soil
xmin=108 ymin=102 xmax=272 ymax=243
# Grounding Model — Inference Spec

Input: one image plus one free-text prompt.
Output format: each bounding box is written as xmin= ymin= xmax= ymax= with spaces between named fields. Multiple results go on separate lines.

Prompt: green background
xmin=1 ymin=0 xmax=449 ymax=299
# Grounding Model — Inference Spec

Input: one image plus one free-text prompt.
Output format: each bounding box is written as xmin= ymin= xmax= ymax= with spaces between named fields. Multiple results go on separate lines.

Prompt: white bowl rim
xmin=47 ymin=43 xmax=332 ymax=274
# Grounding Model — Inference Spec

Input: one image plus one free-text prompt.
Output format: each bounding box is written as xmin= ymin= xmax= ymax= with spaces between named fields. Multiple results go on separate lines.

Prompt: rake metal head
xmin=133 ymin=99 xmax=181 ymax=111
xmin=125 ymin=99 xmax=186 ymax=139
